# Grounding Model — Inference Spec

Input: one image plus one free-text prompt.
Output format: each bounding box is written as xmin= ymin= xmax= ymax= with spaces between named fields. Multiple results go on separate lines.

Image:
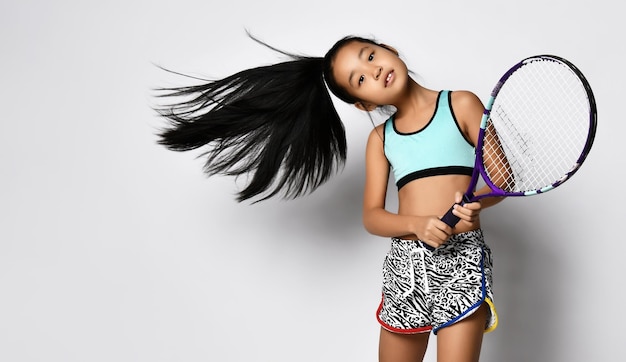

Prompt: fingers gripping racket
xmin=441 ymin=54 xmax=597 ymax=227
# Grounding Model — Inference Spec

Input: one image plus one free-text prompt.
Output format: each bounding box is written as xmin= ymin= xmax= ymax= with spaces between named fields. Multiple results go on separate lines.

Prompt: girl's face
xmin=331 ymin=40 xmax=409 ymax=109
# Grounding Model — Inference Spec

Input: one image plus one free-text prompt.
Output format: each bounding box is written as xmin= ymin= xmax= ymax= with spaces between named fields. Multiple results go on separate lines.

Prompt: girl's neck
xmin=393 ymin=79 xmax=437 ymax=120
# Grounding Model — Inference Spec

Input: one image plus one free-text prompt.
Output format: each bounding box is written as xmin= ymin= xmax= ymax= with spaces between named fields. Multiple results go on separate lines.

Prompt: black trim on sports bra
xmin=392 ymin=91 xmax=442 ymax=135
xmin=396 ymin=166 xmax=473 ymax=190
xmin=447 ymin=91 xmax=476 ymax=147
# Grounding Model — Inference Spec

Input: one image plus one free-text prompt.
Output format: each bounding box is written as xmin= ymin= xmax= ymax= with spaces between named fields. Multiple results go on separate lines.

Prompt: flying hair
xmin=154 ymin=32 xmax=381 ymax=202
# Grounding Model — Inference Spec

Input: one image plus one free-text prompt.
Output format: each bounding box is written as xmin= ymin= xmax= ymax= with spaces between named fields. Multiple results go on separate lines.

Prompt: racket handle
xmin=440 ymin=194 xmax=473 ymax=227
xmin=441 ymin=206 xmax=461 ymax=227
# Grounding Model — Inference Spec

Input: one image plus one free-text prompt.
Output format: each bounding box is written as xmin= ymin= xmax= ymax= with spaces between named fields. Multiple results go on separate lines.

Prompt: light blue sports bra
xmin=384 ymin=90 xmax=475 ymax=189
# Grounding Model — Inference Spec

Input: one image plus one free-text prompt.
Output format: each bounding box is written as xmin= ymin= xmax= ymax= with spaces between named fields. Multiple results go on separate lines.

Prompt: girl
xmin=156 ymin=34 xmax=504 ymax=362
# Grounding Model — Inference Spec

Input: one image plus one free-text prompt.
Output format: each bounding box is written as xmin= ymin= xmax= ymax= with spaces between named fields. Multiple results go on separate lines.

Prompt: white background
xmin=1 ymin=0 xmax=623 ymax=361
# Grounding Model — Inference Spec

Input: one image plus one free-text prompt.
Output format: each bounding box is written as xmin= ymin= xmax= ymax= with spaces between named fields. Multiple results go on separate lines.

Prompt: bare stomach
xmin=396 ymin=174 xmax=480 ymax=236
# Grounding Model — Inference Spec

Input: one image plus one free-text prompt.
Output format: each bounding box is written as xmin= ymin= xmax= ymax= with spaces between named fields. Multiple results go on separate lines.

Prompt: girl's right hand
xmin=414 ymin=216 xmax=453 ymax=248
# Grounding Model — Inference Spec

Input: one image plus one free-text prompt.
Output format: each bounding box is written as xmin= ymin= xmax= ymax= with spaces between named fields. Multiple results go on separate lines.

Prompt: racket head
xmin=475 ymin=54 xmax=597 ymax=199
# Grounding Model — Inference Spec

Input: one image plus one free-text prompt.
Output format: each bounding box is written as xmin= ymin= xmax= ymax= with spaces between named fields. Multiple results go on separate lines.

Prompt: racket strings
xmin=482 ymin=59 xmax=592 ymax=193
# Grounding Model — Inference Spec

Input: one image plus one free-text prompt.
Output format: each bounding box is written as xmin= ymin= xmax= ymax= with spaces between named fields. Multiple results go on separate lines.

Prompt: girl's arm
xmin=361 ymin=126 xmax=453 ymax=246
xmin=452 ymin=90 xmax=506 ymax=213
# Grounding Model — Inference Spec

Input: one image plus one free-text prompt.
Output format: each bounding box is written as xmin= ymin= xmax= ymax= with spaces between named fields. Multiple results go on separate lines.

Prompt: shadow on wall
xmin=482 ymin=213 xmax=566 ymax=362
xmin=244 ymin=160 xmax=369 ymax=245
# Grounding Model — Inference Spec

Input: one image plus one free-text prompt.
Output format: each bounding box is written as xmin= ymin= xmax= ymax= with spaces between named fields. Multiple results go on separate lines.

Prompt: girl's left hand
xmin=451 ymin=191 xmax=482 ymax=224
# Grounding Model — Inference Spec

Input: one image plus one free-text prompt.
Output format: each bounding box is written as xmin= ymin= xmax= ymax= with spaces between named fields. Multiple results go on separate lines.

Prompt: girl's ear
xmin=355 ymin=101 xmax=378 ymax=112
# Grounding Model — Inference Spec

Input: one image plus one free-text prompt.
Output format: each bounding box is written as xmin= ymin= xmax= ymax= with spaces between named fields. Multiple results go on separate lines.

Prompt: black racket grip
xmin=440 ymin=194 xmax=473 ymax=227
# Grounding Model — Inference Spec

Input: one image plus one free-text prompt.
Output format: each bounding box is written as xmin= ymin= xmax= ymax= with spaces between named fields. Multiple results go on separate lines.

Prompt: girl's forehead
xmin=332 ymin=42 xmax=374 ymax=84
xmin=336 ymin=41 xmax=372 ymax=60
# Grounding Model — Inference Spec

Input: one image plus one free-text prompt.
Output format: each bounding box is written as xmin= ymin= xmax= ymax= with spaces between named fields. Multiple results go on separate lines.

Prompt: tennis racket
xmin=441 ymin=54 xmax=597 ymax=227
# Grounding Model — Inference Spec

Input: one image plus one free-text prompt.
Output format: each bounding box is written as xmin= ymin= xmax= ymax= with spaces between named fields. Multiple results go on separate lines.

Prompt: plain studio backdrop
xmin=1 ymin=0 xmax=622 ymax=361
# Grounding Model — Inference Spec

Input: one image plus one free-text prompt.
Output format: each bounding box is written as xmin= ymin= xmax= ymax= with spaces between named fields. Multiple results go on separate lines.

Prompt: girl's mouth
xmin=385 ymin=71 xmax=394 ymax=87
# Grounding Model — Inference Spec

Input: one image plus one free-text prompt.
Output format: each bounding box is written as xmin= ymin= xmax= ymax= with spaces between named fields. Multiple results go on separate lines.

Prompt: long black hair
xmin=155 ymin=33 xmax=380 ymax=202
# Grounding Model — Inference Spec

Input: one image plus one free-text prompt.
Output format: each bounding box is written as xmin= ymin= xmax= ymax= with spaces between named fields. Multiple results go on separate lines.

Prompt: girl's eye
xmin=358 ymin=75 xmax=365 ymax=85
xmin=368 ymin=53 xmax=374 ymax=61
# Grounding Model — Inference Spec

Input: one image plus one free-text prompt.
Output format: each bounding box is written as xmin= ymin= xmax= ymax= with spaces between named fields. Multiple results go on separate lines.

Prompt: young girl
xmin=157 ymin=34 xmax=504 ymax=362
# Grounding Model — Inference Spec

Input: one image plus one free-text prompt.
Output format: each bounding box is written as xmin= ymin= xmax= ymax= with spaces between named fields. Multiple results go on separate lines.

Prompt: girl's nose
xmin=374 ymin=66 xmax=382 ymax=80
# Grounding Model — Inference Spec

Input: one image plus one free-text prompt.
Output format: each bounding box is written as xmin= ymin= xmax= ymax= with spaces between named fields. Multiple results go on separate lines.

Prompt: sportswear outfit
xmin=377 ymin=90 xmax=498 ymax=334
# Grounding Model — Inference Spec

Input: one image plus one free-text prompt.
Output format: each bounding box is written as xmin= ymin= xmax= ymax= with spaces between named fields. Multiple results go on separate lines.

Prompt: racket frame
xmin=441 ymin=54 xmax=597 ymax=227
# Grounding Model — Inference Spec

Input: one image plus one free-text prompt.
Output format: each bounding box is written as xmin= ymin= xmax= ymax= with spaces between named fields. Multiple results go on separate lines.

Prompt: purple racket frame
xmin=441 ymin=54 xmax=597 ymax=227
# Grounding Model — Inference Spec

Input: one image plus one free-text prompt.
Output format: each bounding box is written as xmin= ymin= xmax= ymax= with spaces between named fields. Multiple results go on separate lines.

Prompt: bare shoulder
xmin=451 ymin=90 xmax=484 ymax=122
xmin=450 ymin=90 xmax=483 ymax=111
xmin=450 ymin=90 xmax=484 ymax=144
xmin=367 ymin=123 xmax=385 ymax=146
